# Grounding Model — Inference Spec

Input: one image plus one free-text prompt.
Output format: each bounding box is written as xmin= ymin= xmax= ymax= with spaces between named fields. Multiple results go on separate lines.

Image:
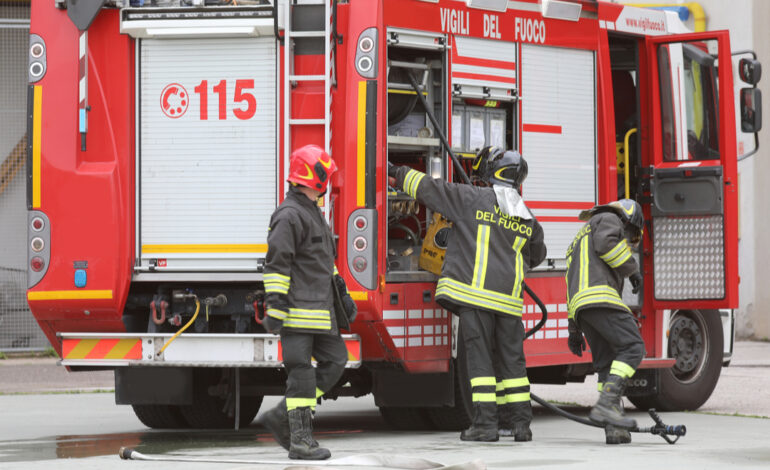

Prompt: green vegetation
xmin=692 ymin=410 xmax=769 ymax=420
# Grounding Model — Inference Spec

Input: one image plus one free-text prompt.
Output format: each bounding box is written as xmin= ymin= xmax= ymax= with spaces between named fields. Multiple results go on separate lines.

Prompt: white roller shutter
xmin=521 ymin=44 xmax=596 ymax=261
xmin=138 ymin=37 xmax=276 ymax=273
xmin=452 ymin=36 xmax=517 ymax=101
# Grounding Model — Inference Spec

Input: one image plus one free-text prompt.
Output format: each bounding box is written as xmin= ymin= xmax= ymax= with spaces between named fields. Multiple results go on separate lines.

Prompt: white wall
xmin=748 ymin=0 xmax=770 ymax=339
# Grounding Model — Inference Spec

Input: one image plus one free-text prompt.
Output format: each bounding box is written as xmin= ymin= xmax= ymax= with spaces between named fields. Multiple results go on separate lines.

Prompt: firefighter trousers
xmin=576 ymin=307 xmax=645 ymax=384
xmin=280 ymin=331 xmax=348 ymax=411
xmin=459 ymin=307 xmax=531 ymax=428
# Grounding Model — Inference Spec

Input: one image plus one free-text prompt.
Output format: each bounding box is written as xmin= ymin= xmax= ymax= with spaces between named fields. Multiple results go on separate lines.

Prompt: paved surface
xmin=0 ymin=393 xmax=769 ymax=470
xmin=0 ymin=341 xmax=768 ymax=469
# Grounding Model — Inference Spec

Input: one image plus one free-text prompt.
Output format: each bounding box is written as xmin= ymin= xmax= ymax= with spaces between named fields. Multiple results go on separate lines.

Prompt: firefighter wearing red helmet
xmin=389 ymin=149 xmax=546 ymax=443
xmin=565 ymin=199 xmax=645 ymax=444
xmin=260 ymin=145 xmax=357 ymax=460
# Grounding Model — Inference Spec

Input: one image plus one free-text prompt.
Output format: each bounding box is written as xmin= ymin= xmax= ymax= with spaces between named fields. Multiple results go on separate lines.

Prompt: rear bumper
xmin=58 ymin=332 xmax=361 ymax=368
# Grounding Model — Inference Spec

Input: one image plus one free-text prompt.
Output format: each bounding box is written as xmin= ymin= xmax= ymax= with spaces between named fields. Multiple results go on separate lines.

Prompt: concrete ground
xmin=0 ymin=341 xmax=768 ymax=469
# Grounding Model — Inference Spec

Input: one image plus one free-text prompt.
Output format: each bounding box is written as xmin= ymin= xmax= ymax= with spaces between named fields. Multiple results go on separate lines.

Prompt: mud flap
xmin=624 ymin=369 xmax=658 ymax=397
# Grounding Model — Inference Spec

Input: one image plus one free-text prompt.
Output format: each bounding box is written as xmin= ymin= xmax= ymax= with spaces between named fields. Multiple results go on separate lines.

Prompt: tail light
xmin=353 ymin=236 xmax=367 ymax=251
xmin=347 ymin=209 xmax=377 ymax=289
xmin=30 ymin=257 xmax=45 ymax=272
xmin=355 ymin=28 xmax=378 ymax=79
xmin=28 ymin=35 xmax=46 ymax=83
xmin=28 ymin=211 xmax=50 ymax=288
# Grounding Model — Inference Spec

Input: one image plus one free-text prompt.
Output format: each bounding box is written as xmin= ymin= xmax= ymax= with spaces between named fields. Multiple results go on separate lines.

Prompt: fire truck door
xmin=644 ymin=31 xmax=738 ymax=309
xmin=135 ymin=37 xmax=277 ymax=276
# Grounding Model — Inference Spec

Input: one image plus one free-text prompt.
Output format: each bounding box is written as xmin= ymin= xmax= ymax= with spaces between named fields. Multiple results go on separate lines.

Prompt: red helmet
xmin=287 ymin=145 xmax=338 ymax=191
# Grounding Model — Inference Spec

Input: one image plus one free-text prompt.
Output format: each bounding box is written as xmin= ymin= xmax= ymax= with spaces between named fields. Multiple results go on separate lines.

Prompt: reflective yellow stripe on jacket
xmin=436 ymin=277 xmax=524 ymax=316
xmin=264 ymin=272 xmax=290 ymax=295
xmin=599 ymin=239 xmax=633 ymax=268
xmin=403 ymin=169 xmax=425 ymax=199
xmin=472 ymin=225 xmax=490 ymax=290
xmin=284 ymin=308 xmax=332 ymax=330
xmin=567 ymin=285 xmax=630 ymax=318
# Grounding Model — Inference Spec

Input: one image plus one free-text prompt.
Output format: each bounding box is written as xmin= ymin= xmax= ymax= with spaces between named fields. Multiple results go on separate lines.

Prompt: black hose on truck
xmin=521 ymin=282 xmax=686 ymax=444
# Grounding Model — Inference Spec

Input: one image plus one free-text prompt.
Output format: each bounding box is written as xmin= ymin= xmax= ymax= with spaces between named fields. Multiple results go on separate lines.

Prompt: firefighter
xmin=471 ymin=146 xmax=531 ymax=438
xmin=564 ymin=199 xmax=645 ymax=444
xmin=388 ymin=150 xmax=546 ymax=442
xmin=260 ymin=145 xmax=357 ymax=460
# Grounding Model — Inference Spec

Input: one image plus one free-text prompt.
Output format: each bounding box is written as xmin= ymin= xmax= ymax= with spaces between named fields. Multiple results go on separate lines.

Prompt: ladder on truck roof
xmin=281 ymin=0 xmax=334 ymax=215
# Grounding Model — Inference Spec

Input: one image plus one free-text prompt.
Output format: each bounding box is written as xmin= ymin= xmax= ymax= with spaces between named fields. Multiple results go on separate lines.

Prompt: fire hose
xmin=521 ymin=282 xmax=686 ymax=444
xmin=118 ymin=447 xmax=484 ymax=469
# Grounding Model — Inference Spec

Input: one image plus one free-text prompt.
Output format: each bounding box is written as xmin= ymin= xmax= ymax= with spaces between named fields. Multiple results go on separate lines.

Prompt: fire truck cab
xmin=26 ymin=0 xmax=760 ymax=430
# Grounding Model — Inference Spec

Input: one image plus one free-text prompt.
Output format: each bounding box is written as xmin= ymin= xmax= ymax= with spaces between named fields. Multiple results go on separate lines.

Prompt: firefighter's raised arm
xmin=528 ymin=217 xmax=547 ymax=269
xmin=388 ymin=163 xmax=474 ymax=222
xmin=591 ymin=212 xmax=638 ymax=278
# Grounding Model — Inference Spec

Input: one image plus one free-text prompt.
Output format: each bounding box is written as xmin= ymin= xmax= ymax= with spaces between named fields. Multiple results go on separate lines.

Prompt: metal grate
xmin=0 ymin=2 xmax=49 ymax=352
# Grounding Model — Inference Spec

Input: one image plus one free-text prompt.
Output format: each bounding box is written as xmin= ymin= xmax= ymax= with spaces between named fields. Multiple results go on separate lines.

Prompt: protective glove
xmin=263 ymin=314 xmax=283 ymax=334
xmin=567 ymin=319 xmax=586 ymax=357
xmin=335 ymin=274 xmax=358 ymax=323
xmin=387 ymin=161 xmax=399 ymax=179
xmin=264 ymin=294 xmax=288 ymax=333
xmin=629 ymin=271 xmax=643 ymax=294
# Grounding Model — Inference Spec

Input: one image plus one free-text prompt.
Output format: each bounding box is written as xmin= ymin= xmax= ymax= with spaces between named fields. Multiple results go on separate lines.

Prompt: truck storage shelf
xmin=385 ymin=271 xmax=438 ymax=283
xmin=387 ymin=135 xmax=440 ymax=150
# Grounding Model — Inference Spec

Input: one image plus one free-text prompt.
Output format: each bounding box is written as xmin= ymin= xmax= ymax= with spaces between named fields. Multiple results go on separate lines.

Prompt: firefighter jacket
xmin=264 ymin=186 xmax=339 ymax=335
xmin=392 ymin=166 xmax=546 ymax=317
xmin=565 ymin=212 xmax=638 ymax=319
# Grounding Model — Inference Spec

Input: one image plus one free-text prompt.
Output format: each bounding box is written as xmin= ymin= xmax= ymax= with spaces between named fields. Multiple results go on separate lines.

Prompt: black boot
xmin=511 ymin=402 xmax=532 ymax=442
xmin=605 ymin=399 xmax=631 ymax=444
xmin=288 ymin=407 xmax=331 ymax=460
xmin=460 ymin=403 xmax=499 ymax=442
xmin=513 ymin=423 xmax=532 ymax=442
xmin=605 ymin=425 xmax=632 ymax=444
xmin=261 ymin=399 xmax=290 ymax=450
xmin=589 ymin=375 xmax=636 ymax=429
xmin=497 ymin=403 xmax=514 ymax=437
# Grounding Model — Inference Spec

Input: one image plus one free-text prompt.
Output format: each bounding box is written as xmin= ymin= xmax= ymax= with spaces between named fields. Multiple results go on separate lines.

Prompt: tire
xmin=179 ymin=369 xmax=263 ymax=429
xmin=379 ymin=406 xmax=435 ymax=430
xmin=629 ymin=309 xmax=723 ymax=412
xmin=132 ymin=404 xmax=188 ymax=429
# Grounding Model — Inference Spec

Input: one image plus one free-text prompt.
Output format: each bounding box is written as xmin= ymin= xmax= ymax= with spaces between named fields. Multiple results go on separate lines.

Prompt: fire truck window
xmin=658 ymin=46 xmax=677 ymax=162
xmin=683 ymin=41 xmax=720 ymax=161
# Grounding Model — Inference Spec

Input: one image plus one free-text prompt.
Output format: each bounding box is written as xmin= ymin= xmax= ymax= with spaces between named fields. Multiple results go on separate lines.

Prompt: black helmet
xmin=487 ymin=150 xmax=528 ymax=190
xmin=472 ymin=146 xmax=503 ymax=184
xmin=579 ymin=199 xmax=644 ymax=243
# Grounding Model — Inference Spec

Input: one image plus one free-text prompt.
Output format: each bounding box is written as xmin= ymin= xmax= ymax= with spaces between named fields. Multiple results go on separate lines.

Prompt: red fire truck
xmin=26 ymin=0 xmax=761 ymax=429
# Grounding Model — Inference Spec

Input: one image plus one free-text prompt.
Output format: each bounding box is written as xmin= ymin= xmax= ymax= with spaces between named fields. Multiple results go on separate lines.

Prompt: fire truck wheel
xmin=179 ymin=369 xmax=263 ymax=429
xmin=131 ymin=405 xmax=188 ymax=429
xmin=379 ymin=406 xmax=435 ymax=430
xmin=629 ymin=309 xmax=723 ymax=412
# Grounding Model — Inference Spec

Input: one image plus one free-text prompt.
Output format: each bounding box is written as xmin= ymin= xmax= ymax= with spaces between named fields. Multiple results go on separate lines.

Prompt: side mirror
xmin=739 ymin=58 xmax=762 ymax=85
xmin=740 ymin=88 xmax=762 ymax=133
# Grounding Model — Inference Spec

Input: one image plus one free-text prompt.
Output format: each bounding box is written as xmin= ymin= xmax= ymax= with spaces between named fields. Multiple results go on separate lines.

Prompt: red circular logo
xmin=160 ymin=83 xmax=189 ymax=119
